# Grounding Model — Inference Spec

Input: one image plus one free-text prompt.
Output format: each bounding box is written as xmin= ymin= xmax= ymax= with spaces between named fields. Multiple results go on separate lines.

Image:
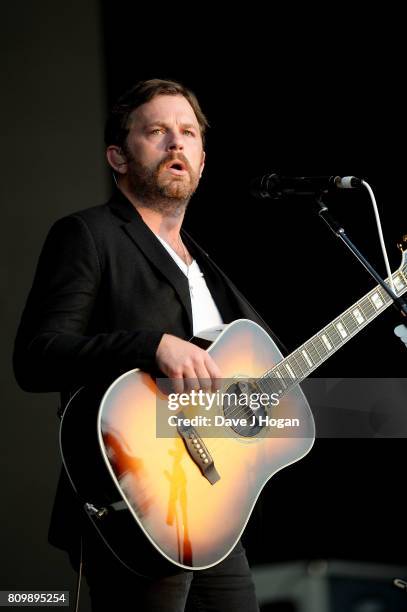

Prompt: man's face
xmin=121 ymin=94 xmax=205 ymax=211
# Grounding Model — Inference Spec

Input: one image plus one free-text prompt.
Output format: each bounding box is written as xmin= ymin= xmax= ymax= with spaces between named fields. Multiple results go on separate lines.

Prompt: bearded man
xmin=14 ymin=79 xmax=282 ymax=612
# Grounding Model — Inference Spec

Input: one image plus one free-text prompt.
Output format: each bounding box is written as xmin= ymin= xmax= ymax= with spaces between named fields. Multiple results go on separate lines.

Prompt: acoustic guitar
xmin=60 ymin=241 xmax=407 ymax=575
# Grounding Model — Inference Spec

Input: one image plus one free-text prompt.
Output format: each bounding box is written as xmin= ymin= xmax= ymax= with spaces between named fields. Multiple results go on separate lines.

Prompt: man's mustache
xmin=157 ymin=153 xmax=193 ymax=175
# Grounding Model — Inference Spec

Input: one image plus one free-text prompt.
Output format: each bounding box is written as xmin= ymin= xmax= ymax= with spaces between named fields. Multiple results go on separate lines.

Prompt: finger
xmin=205 ymin=354 xmax=222 ymax=392
xmin=183 ymin=365 xmax=200 ymax=395
xmin=195 ymin=363 xmax=212 ymax=394
xmin=170 ymin=373 xmax=184 ymax=395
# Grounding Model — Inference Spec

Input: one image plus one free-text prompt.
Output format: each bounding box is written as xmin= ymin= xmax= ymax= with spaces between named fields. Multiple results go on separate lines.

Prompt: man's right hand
xmin=155 ymin=333 xmax=221 ymax=394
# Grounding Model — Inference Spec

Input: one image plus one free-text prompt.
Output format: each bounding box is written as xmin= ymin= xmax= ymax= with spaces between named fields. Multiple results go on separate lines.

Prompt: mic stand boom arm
xmin=315 ymin=196 xmax=407 ymax=322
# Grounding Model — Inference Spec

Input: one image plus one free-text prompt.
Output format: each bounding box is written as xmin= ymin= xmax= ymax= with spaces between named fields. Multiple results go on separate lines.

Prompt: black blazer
xmin=13 ymin=189 xmax=284 ymax=395
xmin=13 ymin=189 xmax=285 ymax=559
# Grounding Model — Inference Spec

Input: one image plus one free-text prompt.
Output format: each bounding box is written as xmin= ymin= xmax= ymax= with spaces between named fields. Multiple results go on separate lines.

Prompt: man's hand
xmin=156 ymin=334 xmax=221 ymax=394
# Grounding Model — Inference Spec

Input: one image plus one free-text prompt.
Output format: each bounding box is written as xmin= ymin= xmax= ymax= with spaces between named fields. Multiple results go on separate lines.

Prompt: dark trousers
xmin=81 ymin=523 xmax=259 ymax=612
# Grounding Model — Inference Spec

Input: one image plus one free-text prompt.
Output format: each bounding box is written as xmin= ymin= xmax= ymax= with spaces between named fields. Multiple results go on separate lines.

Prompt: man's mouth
xmin=165 ymin=160 xmax=188 ymax=176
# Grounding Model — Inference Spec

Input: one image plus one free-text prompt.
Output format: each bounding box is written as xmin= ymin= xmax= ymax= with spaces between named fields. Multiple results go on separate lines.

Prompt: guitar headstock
xmin=397 ymin=234 xmax=407 ymax=275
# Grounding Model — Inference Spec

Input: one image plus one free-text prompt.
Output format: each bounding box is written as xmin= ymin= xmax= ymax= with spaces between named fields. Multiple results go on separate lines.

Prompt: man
xmin=13 ymin=79 xmax=282 ymax=611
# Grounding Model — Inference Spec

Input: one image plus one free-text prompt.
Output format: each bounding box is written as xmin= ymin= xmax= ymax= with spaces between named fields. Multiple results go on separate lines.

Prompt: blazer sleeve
xmin=13 ymin=215 xmax=164 ymax=393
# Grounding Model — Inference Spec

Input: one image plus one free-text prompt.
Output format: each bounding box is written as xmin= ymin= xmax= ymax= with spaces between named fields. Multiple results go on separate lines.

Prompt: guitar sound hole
xmin=222 ymin=381 xmax=267 ymax=437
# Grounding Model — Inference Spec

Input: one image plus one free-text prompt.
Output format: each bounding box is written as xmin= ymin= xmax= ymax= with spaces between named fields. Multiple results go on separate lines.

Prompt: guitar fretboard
xmin=258 ymin=259 xmax=407 ymax=397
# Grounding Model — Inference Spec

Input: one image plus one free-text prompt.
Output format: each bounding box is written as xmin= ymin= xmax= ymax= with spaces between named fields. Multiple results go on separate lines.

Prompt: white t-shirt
xmin=155 ymin=235 xmax=224 ymax=335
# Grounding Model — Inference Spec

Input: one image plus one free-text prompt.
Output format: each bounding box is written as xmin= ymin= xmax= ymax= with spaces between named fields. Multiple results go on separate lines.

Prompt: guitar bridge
xmin=177 ymin=414 xmax=220 ymax=485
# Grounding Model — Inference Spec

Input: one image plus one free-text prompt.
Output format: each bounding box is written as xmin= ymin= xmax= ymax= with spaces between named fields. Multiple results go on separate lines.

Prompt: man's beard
xmin=124 ymin=149 xmax=201 ymax=217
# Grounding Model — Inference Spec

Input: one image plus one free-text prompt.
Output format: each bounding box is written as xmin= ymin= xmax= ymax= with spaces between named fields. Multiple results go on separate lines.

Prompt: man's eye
xmin=184 ymin=130 xmax=195 ymax=136
xmin=150 ymin=128 xmax=164 ymax=135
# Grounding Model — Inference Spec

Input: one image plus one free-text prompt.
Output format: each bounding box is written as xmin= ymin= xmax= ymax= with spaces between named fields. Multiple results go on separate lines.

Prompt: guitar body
xmin=60 ymin=319 xmax=315 ymax=575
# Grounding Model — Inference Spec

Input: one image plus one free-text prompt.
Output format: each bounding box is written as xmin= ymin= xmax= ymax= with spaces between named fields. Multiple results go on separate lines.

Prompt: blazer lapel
xmin=108 ymin=190 xmax=193 ymax=332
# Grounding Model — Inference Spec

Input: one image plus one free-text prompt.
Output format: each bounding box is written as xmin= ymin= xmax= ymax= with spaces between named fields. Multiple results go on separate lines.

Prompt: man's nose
xmin=167 ymin=131 xmax=184 ymax=151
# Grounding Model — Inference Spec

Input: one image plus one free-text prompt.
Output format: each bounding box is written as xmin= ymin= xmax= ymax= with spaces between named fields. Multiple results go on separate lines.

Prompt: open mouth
xmin=166 ymin=160 xmax=188 ymax=175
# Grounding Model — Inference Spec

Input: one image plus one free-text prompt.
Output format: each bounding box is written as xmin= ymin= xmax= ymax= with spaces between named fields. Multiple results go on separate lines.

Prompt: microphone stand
xmin=315 ymin=195 xmax=407 ymax=348
xmin=314 ymin=193 xmax=407 ymax=579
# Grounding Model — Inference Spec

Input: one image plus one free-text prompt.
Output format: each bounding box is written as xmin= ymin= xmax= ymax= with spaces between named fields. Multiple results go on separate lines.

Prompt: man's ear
xmin=106 ymin=146 xmax=128 ymax=174
xmin=199 ymin=151 xmax=206 ymax=178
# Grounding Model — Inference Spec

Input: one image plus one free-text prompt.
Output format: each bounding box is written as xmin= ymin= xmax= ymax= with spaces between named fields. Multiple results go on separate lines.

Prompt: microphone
xmin=250 ymin=173 xmax=363 ymax=199
xmin=394 ymin=578 xmax=407 ymax=591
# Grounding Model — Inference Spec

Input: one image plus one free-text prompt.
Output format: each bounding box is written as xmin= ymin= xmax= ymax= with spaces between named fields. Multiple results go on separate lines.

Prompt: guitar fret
xmin=273 ymin=375 xmax=286 ymax=394
xmin=370 ymin=290 xmax=385 ymax=310
xmin=352 ymin=306 xmax=366 ymax=325
xmin=305 ymin=340 xmax=321 ymax=364
xmin=257 ymin=378 xmax=268 ymax=394
xmin=301 ymin=346 xmax=315 ymax=368
xmin=342 ymin=311 xmax=358 ymax=334
xmin=268 ymin=377 xmax=281 ymax=396
xmin=321 ymin=333 xmax=333 ymax=351
xmin=360 ymin=297 xmax=375 ymax=319
xmin=378 ymin=286 xmax=391 ymax=303
xmin=393 ymin=273 xmax=406 ymax=293
xmin=314 ymin=336 xmax=328 ymax=356
xmin=325 ymin=324 xmax=342 ymax=347
xmin=383 ymin=286 xmax=393 ymax=302
xmin=278 ymin=364 xmax=292 ymax=383
xmin=274 ymin=369 xmax=288 ymax=389
xmin=293 ymin=351 xmax=309 ymax=375
xmin=258 ymin=377 xmax=275 ymax=396
xmin=285 ymin=360 xmax=300 ymax=380
xmin=335 ymin=319 xmax=349 ymax=339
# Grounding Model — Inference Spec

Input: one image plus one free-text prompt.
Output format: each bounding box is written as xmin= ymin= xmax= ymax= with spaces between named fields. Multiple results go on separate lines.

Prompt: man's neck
xmin=118 ymin=183 xmax=185 ymax=242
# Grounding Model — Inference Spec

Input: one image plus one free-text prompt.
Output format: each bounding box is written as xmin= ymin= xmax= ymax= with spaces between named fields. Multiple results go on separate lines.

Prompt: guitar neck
xmin=264 ymin=259 xmax=407 ymax=390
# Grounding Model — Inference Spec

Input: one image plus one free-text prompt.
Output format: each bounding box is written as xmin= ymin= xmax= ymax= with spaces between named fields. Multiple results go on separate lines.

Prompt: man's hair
xmin=104 ymin=78 xmax=209 ymax=149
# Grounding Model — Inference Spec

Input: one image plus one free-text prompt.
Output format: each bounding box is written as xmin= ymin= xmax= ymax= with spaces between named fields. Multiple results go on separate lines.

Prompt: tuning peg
xmin=397 ymin=234 xmax=407 ymax=252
